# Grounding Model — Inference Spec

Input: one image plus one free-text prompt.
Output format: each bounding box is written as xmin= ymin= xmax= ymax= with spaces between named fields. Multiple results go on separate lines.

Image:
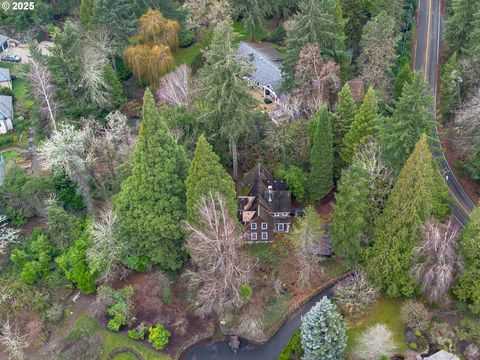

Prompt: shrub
xmin=400 ymin=300 xmax=432 ymax=333
xmin=128 ymin=322 xmax=149 ymax=341
xmin=45 ymin=303 xmax=64 ymax=324
xmin=355 ymin=324 xmax=397 ymax=360
xmin=278 ymin=329 xmax=303 ymax=360
xmin=409 ymin=342 xmax=417 ymax=350
xmin=95 ymin=285 xmax=135 ymax=332
xmin=334 ymin=271 xmax=379 ymax=320
xmin=240 ymin=284 xmax=253 ymax=302
xmin=148 ymin=324 xmax=171 ymax=351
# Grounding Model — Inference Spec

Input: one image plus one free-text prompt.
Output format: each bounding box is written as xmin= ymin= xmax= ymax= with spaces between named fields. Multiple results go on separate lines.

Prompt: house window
xmin=261 ymin=222 xmax=268 ymax=230
xmin=277 ymin=223 xmax=285 ymax=232
xmin=251 ymin=223 xmax=257 ymax=230
xmin=261 ymin=232 xmax=268 ymax=240
xmin=251 ymin=232 xmax=257 ymax=241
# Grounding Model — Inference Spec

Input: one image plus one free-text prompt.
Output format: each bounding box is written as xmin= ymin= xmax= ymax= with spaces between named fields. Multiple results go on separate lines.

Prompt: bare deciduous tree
xmin=293 ymin=43 xmax=341 ymax=116
xmin=448 ymin=87 xmax=480 ymax=158
xmin=334 ymin=270 xmax=379 ymax=320
xmin=81 ymin=44 xmax=112 ymax=109
xmin=400 ymin=300 xmax=432 ymax=333
xmin=0 ymin=319 xmax=28 ymax=360
xmin=353 ymin=140 xmax=394 ymax=217
xmin=290 ymin=206 xmax=324 ymax=285
xmin=40 ymin=123 xmax=96 ymax=211
xmin=0 ymin=216 xmax=21 ymax=257
xmin=156 ymin=64 xmax=192 ymax=107
xmin=27 ymin=58 xmax=58 ymax=130
xmin=183 ymin=0 xmax=231 ymax=35
xmin=184 ymin=193 xmax=254 ymax=316
xmin=412 ymin=218 xmax=462 ymax=304
xmin=87 ymin=206 xmax=127 ymax=284
xmin=355 ymin=324 xmax=397 ymax=360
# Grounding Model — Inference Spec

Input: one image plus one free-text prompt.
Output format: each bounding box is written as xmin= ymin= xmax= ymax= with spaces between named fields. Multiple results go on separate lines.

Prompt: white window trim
xmin=261 ymin=222 xmax=268 ymax=230
xmin=251 ymin=223 xmax=257 ymax=230
xmin=261 ymin=232 xmax=268 ymax=240
xmin=277 ymin=223 xmax=285 ymax=231
xmin=251 ymin=232 xmax=257 ymax=240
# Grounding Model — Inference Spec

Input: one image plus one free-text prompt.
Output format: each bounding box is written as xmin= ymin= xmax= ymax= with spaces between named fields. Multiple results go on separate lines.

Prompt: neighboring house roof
xmin=0 ymin=68 xmax=11 ymax=83
xmin=236 ymin=41 xmax=284 ymax=91
xmin=425 ymin=350 xmax=460 ymax=360
xmin=0 ymin=95 xmax=13 ymax=119
xmin=0 ymin=34 xmax=8 ymax=45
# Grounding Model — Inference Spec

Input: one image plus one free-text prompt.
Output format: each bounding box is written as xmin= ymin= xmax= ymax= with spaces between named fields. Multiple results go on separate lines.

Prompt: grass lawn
xmin=12 ymin=77 xmax=30 ymax=101
xmin=68 ymin=315 xmax=171 ymax=360
xmin=174 ymin=42 xmax=204 ymax=66
xmin=262 ymin=292 xmax=293 ymax=331
xmin=233 ymin=21 xmax=268 ymax=42
xmin=346 ymin=297 xmax=408 ymax=357
xmin=2 ymin=150 xmax=19 ymax=163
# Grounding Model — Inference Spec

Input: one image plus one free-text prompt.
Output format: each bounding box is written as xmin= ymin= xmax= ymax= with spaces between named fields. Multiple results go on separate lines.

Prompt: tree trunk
xmin=231 ymin=137 xmax=238 ymax=181
xmin=248 ymin=19 xmax=255 ymax=42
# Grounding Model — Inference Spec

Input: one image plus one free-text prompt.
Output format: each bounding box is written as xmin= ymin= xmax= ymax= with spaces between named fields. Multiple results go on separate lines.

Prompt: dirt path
xmin=32 ymin=293 xmax=96 ymax=359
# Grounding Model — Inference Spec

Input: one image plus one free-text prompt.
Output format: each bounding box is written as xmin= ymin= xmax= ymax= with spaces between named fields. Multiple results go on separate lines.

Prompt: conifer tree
xmin=365 ymin=135 xmax=449 ymax=297
xmin=440 ymin=53 xmax=462 ymax=122
xmin=333 ymin=83 xmax=358 ymax=175
xmin=198 ymin=19 xmax=255 ymax=180
xmin=341 ymin=86 xmax=379 ymax=165
xmin=383 ymin=72 xmax=435 ymax=172
xmin=340 ymin=0 xmax=374 ymax=55
xmin=454 ymin=206 xmax=480 ymax=315
xmin=375 ymin=0 xmax=404 ymax=28
xmin=393 ymin=62 xmax=413 ymax=101
xmin=444 ymin=0 xmax=480 ymax=53
xmin=331 ymin=163 xmax=371 ymax=266
xmin=301 ymin=296 xmax=347 ymax=360
xmin=114 ymin=89 xmax=189 ymax=271
xmin=309 ymin=107 xmax=334 ymax=203
xmin=283 ymin=0 xmax=347 ymax=88
xmin=186 ymin=134 xmax=237 ymax=223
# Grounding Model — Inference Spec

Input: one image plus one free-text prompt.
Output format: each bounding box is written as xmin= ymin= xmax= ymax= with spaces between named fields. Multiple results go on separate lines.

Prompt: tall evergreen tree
xmin=309 ymin=107 xmax=334 ymax=203
xmin=283 ymin=0 xmax=347 ymax=88
xmin=383 ymin=72 xmax=435 ymax=172
xmin=331 ymin=163 xmax=371 ymax=266
xmin=301 ymin=297 xmax=347 ymax=360
xmin=454 ymin=206 xmax=480 ymax=315
xmin=393 ymin=62 xmax=413 ymax=100
xmin=439 ymin=53 xmax=462 ymax=122
xmin=365 ymin=135 xmax=449 ymax=297
xmin=341 ymin=86 xmax=379 ymax=165
xmin=198 ymin=19 xmax=255 ymax=180
xmin=340 ymin=0 xmax=375 ymax=56
xmin=333 ymin=83 xmax=358 ymax=176
xmin=114 ymin=89 xmax=189 ymax=271
xmin=444 ymin=0 xmax=480 ymax=53
xmin=358 ymin=11 xmax=398 ymax=98
xmin=185 ymin=134 xmax=237 ymax=223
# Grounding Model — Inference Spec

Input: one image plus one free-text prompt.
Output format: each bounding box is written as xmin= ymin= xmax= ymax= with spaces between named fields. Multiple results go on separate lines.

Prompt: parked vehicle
xmin=1 ymin=54 xmax=21 ymax=63
xmin=291 ymin=208 xmax=305 ymax=217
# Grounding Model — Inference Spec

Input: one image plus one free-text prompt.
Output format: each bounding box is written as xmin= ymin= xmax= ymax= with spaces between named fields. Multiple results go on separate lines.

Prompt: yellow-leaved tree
xmin=124 ymin=10 xmax=179 ymax=86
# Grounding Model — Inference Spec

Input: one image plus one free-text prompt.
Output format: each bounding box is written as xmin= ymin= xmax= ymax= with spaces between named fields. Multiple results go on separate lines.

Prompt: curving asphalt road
xmin=181 ymin=280 xmax=343 ymax=360
xmin=414 ymin=0 xmax=476 ymax=225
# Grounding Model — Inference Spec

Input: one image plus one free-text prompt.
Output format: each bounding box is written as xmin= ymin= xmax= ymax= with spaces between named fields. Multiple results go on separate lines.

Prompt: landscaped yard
xmin=67 ymin=315 xmax=171 ymax=360
xmin=346 ymin=297 xmax=408 ymax=357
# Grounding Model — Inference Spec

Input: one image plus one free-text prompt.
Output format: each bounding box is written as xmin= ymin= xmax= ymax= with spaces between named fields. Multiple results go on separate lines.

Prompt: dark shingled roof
xmin=236 ymin=41 xmax=284 ymax=91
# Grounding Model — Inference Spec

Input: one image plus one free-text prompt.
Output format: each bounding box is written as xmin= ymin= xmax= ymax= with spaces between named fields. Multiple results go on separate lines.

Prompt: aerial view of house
xmin=0 ymin=1 xmax=479 ymax=360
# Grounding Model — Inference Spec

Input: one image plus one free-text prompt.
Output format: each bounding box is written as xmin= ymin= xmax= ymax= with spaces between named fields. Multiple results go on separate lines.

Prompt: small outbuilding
xmin=0 ymin=35 xmax=9 ymax=53
xmin=424 ymin=350 xmax=460 ymax=360
xmin=0 ymin=95 xmax=13 ymax=134
xmin=0 ymin=68 xmax=12 ymax=89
